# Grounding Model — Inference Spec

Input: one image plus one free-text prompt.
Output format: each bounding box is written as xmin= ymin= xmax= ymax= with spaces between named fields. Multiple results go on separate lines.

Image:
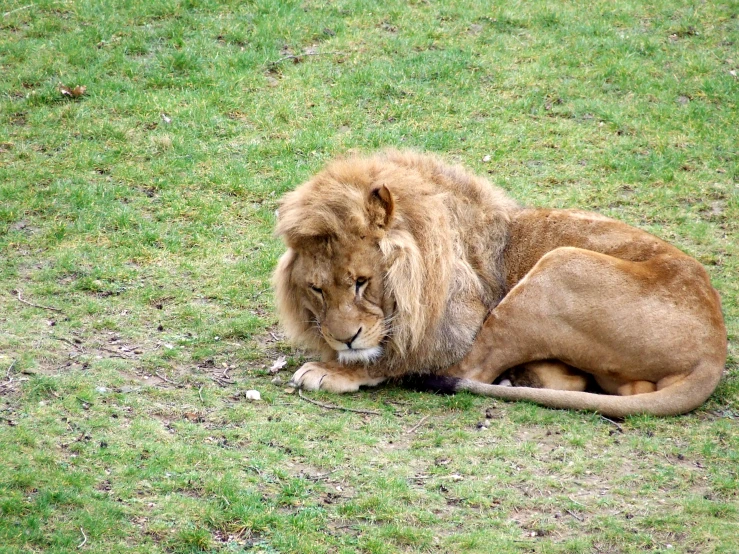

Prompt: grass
xmin=1 ymin=0 xmax=737 ymax=552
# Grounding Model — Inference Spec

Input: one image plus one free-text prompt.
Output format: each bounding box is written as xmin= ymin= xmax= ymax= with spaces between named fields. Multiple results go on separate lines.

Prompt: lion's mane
xmin=273 ymin=150 xmax=519 ymax=375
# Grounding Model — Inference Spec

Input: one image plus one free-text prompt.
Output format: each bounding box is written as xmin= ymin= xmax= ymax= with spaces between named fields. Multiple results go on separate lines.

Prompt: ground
xmin=0 ymin=0 xmax=737 ymax=552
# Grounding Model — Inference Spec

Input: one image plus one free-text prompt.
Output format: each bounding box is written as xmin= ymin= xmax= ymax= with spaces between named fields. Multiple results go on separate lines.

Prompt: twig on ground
xmin=3 ymin=4 xmax=34 ymax=17
xmin=405 ymin=415 xmax=429 ymax=434
xmin=51 ymin=336 xmax=84 ymax=352
xmin=77 ymin=527 xmax=87 ymax=549
xmin=267 ymin=51 xmax=342 ymax=68
xmin=12 ymin=289 xmax=62 ymax=312
xmin=304 ymin=468 xmax=340 ymax=482
xmin=566 ymin=509 xmax=584 ymax=522
xmin=251 ymin=287 xmax=270 ymax=299
xmin=51 ymin=336 xmax=135 ymax=360
xmin=155 ymin=371 xmax=179 ymax=385
xmin=333 ymin=523 xmax=356 ymax=530
xmin=4 ymin=1 xmax=67 ymax=18
xmin=5 ymin=360 xmax=15 ymax=380
xmin=568 ymin=496 xmax=586 ymax=507
xmin=1 ymin=364 xmax=17 ymax=390
xmin=298 ymin=389 xmax=381 ymax=415
xmin=210 ymin=375 xmax=233 ymax=387
xmin=600 ymin=415 xmax=623 ymax=433
xmin=97 ymin=346 xmax=134 ymax=359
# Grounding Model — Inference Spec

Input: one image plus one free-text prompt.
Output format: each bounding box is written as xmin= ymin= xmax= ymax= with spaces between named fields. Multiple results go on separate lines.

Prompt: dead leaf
xmin=59 ymin=84 xmax=86 ymax=98
xmin=269 ymin=355 xmax=288 ymax=374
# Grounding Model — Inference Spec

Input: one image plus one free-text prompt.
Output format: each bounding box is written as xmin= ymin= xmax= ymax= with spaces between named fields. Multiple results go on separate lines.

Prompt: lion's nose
xmin=343 ymin=327 xmax=362 ymax=348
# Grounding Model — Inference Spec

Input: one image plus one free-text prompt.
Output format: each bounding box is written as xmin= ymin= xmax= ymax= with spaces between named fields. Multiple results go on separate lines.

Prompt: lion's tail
xmin=412 ymin=359 xmax=724 ymax=417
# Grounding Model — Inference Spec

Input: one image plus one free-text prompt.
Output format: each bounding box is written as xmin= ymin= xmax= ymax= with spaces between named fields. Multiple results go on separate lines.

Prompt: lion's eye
xmin=355 ymin=278 xmax=368 ymax=293
xmin=310 ymin=285 xmax=323 ymax=295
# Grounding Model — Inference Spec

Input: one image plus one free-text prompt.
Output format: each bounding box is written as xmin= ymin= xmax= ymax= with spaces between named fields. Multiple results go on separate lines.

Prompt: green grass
xmin=1 ymin=0 xmax=737 ymax=552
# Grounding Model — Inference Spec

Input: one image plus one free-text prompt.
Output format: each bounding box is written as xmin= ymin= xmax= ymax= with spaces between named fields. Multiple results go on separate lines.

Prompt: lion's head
xmin=274 ymin=150 xmax=517 ymax=375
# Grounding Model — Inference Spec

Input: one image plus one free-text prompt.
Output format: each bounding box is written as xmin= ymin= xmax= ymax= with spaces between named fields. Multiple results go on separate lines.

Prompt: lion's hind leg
xmin=594 ymin=375 xmax=657 ymax=396
xmin=503 ymin=361 xmax=589 ymax=392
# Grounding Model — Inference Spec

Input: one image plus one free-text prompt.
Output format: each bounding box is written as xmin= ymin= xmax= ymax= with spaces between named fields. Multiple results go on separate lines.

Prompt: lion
xmin=273 ymin=150 xmax=726 ymax=417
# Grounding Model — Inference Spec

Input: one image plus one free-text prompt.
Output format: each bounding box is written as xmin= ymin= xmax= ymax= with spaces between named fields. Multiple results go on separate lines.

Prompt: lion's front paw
xmin=290 ymin=362 xmax=332 ymax=391
xmin=289 ymin=362 xmax=385 ymax=393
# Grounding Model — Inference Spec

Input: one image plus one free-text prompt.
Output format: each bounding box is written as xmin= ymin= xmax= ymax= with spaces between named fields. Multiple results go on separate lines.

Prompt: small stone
xmin=482 ymin=154 xmax=491 ymax=162
xmin=271 ymin=376 xmax=283 ymax=385
xmin=284 ymin=387 xmax=296 ymax=394
xmin=96 ymin=386 xmax=108 ymax=393
xmin=245 ymin=390 xmax=261 ymax=401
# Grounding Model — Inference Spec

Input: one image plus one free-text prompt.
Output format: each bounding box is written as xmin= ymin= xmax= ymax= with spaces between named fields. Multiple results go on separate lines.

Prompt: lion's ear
xmin=370 ymin=184 xmax=395 ymax=228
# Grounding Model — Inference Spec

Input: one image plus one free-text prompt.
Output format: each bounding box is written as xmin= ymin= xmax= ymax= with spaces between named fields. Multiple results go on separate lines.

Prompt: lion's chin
xmin=337 ymin=346 xmax=383 ymax=365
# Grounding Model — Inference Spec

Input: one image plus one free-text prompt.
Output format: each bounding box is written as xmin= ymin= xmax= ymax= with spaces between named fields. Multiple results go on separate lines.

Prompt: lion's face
xmin=290 ymin=235 xmax=391 ymax=364
xmin=275 ymin=154 xmax=467 ymax=370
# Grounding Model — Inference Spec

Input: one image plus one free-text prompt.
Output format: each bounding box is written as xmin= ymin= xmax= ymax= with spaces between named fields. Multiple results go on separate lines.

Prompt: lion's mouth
xmin=337 ymin=346 xmax=383 ymax=364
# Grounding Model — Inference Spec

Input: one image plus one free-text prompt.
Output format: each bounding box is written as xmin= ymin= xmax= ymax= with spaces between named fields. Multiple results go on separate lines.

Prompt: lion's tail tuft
xmin=401 ymin=375 xmax=462 ymax=395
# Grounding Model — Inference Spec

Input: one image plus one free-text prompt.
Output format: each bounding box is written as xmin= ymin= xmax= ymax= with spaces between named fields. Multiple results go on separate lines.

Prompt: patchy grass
xmin=1 ymin=0 xmax=737 ymax=552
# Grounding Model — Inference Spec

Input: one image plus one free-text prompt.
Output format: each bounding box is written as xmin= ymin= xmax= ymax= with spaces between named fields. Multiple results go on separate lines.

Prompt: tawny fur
xmin=274 ymin=150 xmax=727 ymax=416
xmin=275 ymin=150 xmax=518 ymax=375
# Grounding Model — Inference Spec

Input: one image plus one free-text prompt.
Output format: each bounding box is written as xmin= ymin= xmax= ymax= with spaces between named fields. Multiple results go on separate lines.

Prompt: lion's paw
xmin=289 ymin=362 xmax=362 ymax=393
